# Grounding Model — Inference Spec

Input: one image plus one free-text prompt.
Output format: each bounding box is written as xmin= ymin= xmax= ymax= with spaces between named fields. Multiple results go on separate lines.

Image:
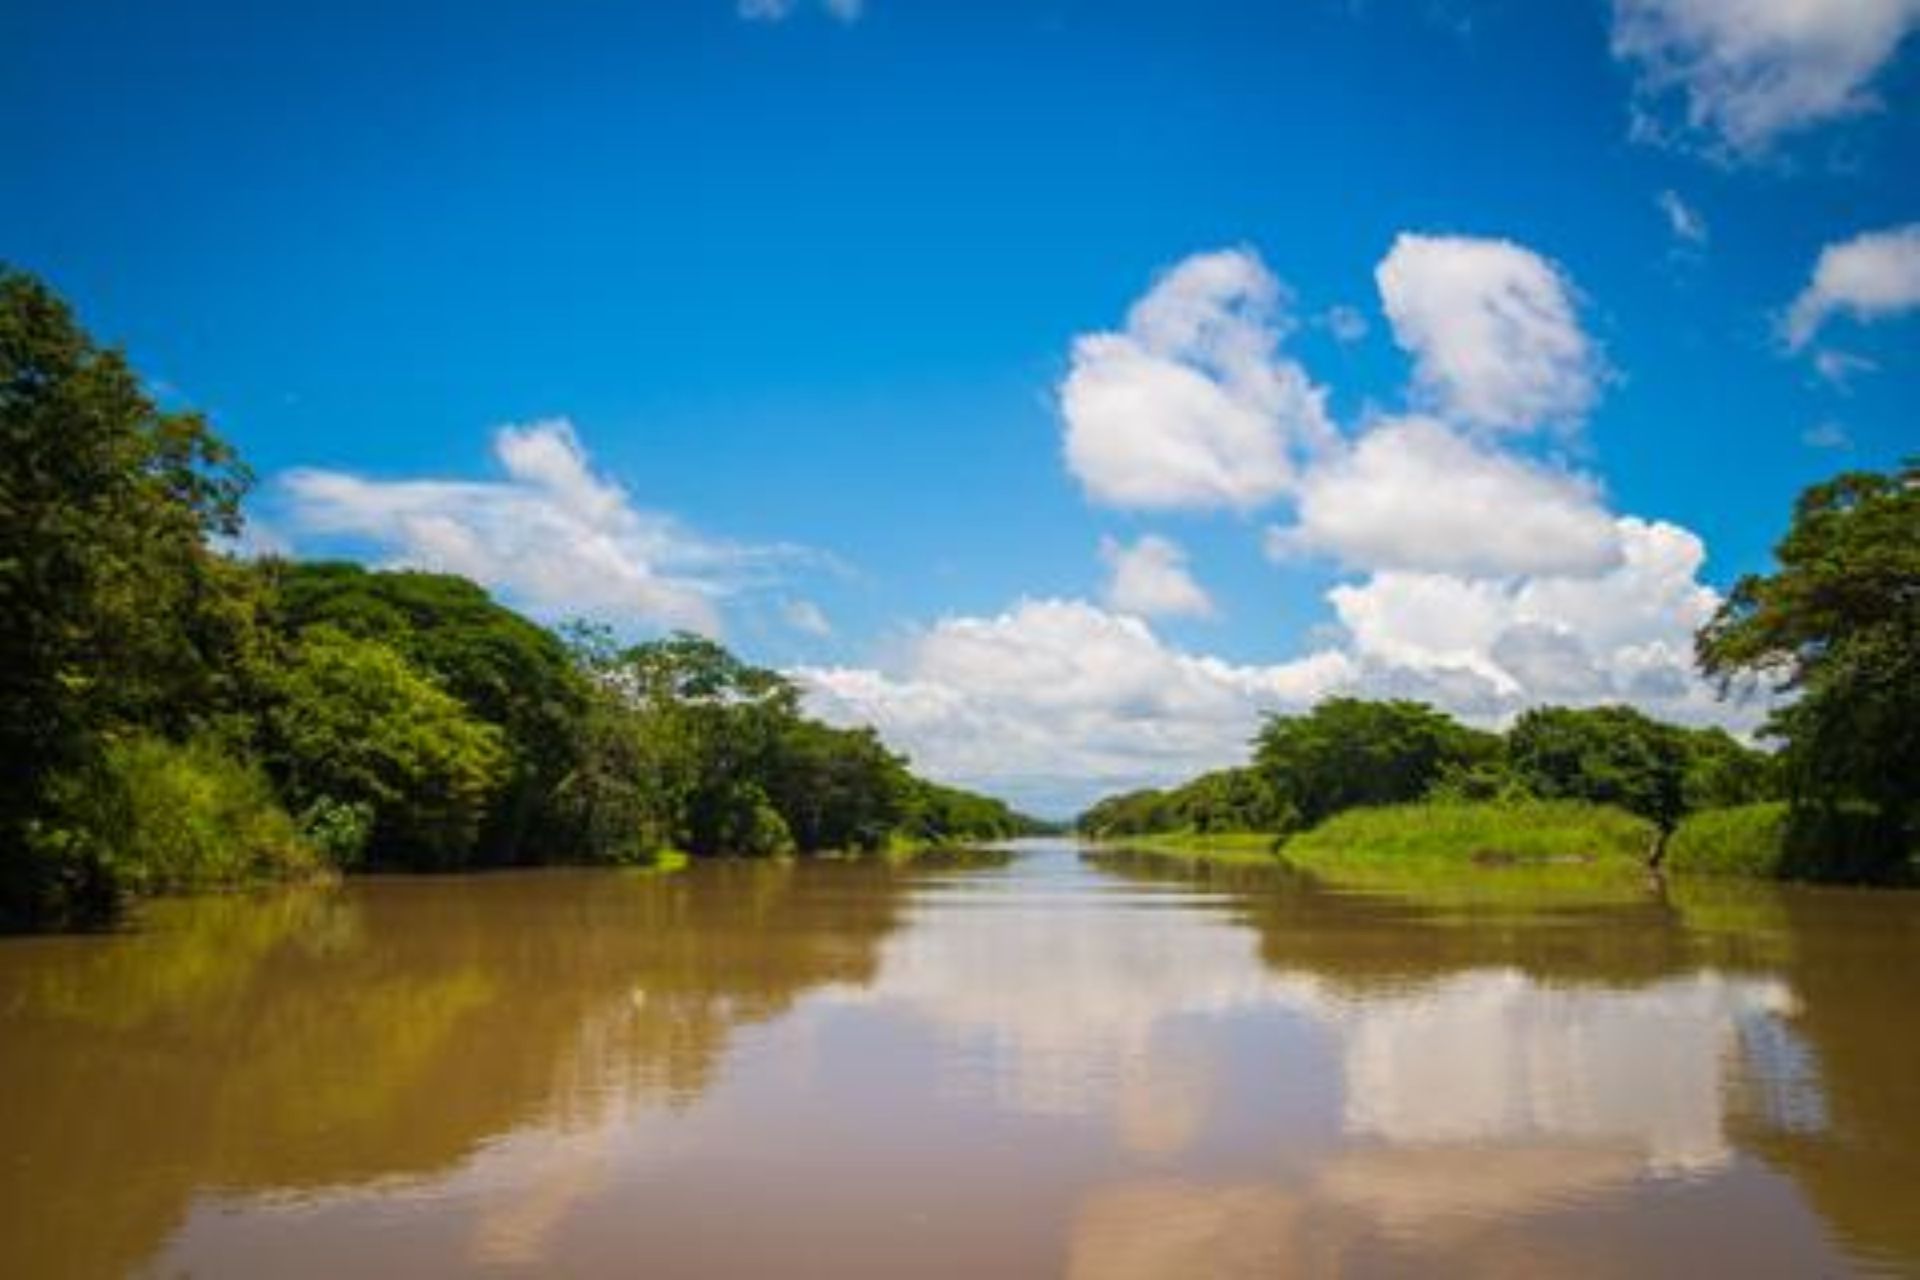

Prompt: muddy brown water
xmin=2 ymin=840 xmax=1917 ymax=1277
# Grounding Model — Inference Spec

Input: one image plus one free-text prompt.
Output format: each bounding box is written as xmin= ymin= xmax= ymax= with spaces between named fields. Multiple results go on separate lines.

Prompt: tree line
xmin=1082 ymin=458 xmax=1917 ymax=883
xmin=1079 ymin=701 xmax=1773 ymax=847
xmin=0 ymin=268 xmax=1042 ymax=930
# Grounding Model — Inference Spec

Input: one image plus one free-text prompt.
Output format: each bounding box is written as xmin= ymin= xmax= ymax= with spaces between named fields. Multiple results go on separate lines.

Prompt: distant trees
xmin=1698 ymin=461 xmax=1919 ymax=867
xmin=1078 ymin=766 xmax=1295 ymax=842
xmin=898 ymin=778 xmax=1043 ymax=845
xmin=1079 ymin=697 xmax=1783 ymax=866
xmin=1255 ymin=698 xmax=1500 ymax=828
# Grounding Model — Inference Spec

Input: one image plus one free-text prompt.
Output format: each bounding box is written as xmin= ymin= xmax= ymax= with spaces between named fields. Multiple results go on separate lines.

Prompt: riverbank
xmin=1088 ymin=797 xmax=1916 ymax=888
xmin=1091 ymin=800 xmax=1651 ymax=868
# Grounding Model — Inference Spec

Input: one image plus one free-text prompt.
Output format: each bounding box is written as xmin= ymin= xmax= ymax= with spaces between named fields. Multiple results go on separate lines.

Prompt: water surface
xmin=2 ymin=840 xmax=1917 ymax=1277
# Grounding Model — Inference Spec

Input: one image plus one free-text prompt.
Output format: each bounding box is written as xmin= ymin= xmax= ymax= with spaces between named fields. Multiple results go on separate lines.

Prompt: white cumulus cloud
xmin=278 ymin=419 xmax=821 ymax=636
xmin=1268 ymin=417 xmax=1625 ymax=578
xmin=1326 ymin=517 xmax=1741 ymax=727
xmin=1611 ymin=0 xmax=1920 ymax=157
xmin=1783 ymin=222 xmax=1920 ymax=349
xmin=1375 ymin=233 xmax=1601 ymax=433
xmin=796 ymin=599 xmax=1354 ymax=814
xmin=1060 ymin=248 xmax=1335 ymax=510
xmin=1101 ymin=534 xmax=1217 ymax=619
xmin=797 ymin=511 xmax=1753 ymax=812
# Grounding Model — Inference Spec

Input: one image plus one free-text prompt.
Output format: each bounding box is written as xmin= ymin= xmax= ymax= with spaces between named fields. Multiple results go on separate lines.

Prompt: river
xmin=2 ymin=840 xmax=1916 ymax=1277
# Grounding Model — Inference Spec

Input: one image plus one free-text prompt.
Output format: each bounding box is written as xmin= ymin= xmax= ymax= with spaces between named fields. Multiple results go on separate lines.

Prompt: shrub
xmin=264 ymin=628 xmax=509 ymax=869
xmin=297 ymin=796 xmax=375 ymax=868
xmin=41 ymin=736 xmax=322 ymax=903
xmin=1779 ymin=804 xmax=1914 ymax=884
xmin=1665 ymin=801 xmax=1912 ymax=882
xmin=1665 ymin=803 xmax=1791 ymax=878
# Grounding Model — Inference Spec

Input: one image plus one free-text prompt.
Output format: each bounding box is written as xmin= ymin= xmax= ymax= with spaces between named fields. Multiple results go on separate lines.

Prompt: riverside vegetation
xmin=0 ymin=269 xmax=1043 ymax=931
xmin=4 ymin=265 xmax=1913 ymax=929
xmin=1080 ymin=461 xmax=1919 ymax=887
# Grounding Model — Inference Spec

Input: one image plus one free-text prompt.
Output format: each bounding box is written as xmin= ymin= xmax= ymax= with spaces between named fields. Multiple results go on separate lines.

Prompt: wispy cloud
xmin=1611 ymin=0 xmax=1920 ymax=159
xmin=1783 ymin=222 xmax=1920 ymax=350
xmin=276 ymin=418 xmax=832 ymax=636
xmin=738 ymin=0 xmax=864 ymax=23
xmin=1802 ymin=420 xmax=1852 ymax=450
xmin=1656 ymin=189 xmax=1709 ymax=245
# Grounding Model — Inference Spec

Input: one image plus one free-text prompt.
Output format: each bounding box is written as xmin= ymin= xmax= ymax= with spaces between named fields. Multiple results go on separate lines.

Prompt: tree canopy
xmin=1 ymin=267 xmax=258 ymax=924
xmin=1254 ymin=698 xmax=1500 ymax=828
xmin=1698 ymin=461 xmax=1919 ymax=841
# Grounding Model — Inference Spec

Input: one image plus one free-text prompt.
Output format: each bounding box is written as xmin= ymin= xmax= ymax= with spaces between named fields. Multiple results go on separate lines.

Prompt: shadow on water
xmin=0 ymin=862 xmax=918 ymax=1278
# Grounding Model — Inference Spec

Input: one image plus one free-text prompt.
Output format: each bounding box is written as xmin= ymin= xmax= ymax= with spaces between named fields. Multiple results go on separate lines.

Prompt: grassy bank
xmin=1092 ymin=797 xmax=1915 ymax=893
xmin=1665 ymin=802 xmax=1790 ymax=878
xmin=1275 ymin=800 xmax=1657 ymax=906
xmin=1666 ymin=801 xmax=1913 ymax=883
xmin=1095 ymin=802 xmax=1654 ymax=869
xmin=1087 ymin=830 xmax=1283 ymax=866
xmin=1087 ymin=802 xmax=1658 ymax=906
xmin=1280 ymin=800 xmax=1655 ymax=871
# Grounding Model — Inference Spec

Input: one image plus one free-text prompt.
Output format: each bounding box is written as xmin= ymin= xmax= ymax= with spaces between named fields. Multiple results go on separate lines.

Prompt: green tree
xmin=1677 ymin=726 xmax=1778 ymax=811
xmin=1 ymin=268 xmax=256 ymax=926
xmin=598 ymin=633 xmax=801 ymax=857
xmin=1697 ymin=462 xmax=1919 ymax=861
xmin=1169 ymin=766 xmax=1294 ymax=833
xmin=1255 ymin=698 xmax=1497 ymax=828
xmin=1506 ymin=705 xmax=1689 ymax=838
xmin=263 ymin=628 xmax=509 ymax=869
xmin=267 ymin=562 xmax=589 ymax=863
xmin=765 ymin=721 xmax=908 ymax=854
xmin=1077 ymin=787 xmax=1175 ymax=839
xmin=902 ymin=778 xmax=1045 ymax=844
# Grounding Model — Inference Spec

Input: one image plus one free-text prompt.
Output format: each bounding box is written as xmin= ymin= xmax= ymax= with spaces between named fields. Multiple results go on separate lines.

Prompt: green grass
xmin=874 ymin=832 xmax=1018 ymax=863
xmin=1665 ymin=802 xmax=1791 ymax=878
xmin=1274 ymin=801 xmax=1659 ymax=908
xmin=1085 ymin=829 xmax=1283 ymax=866
xmin=1666 ymin=801 xmax=1913 ymax=883
xmin=1088 ymin=805 xmax=1658 ymax=908
xmin=1280 ymin=799 xmax=1656 ymax=870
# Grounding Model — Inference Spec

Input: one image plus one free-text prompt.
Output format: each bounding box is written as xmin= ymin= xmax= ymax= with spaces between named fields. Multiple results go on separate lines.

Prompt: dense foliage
xmin=263 ymin=626 xmax=511 ymax=868
xmin=1080 ymin=696 xmax=1784 ymax=867
xmin=1078 ymin=767 xmax=1288 ymax=841
xmin=2 ymin=269 xmax=260 ymax=924
xmin=0 ymin=270 xmax=1037 ymax=929
xmin=1254 ymin=698 xmax=1500 ymax=827
xmin=1698 ymin=461 xmax=1918 ymax=872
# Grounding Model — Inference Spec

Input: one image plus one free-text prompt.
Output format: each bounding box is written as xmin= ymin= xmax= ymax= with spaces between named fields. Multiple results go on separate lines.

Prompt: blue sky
xmin=4 ymin=0 xmax=1916 ymax=813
